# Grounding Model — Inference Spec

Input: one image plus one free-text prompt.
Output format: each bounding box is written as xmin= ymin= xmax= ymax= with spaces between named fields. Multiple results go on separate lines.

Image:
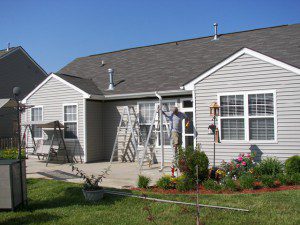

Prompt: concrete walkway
xmin=26 ymin=157 xmax=172 ymax=188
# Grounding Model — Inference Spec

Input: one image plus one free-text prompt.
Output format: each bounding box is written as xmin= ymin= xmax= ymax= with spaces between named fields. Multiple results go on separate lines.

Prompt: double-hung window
xmin=138 ymin=102 xmax=156 ymax=145
xmin=63 ymin=104 xmax=77 ymax=139
xmin=138 ymin=101 xmax=176 ymax=146
xmin=31 ymin=106 xmax=43 ymax=138
xmin=219 ymin=91 xmax=276 ymax=142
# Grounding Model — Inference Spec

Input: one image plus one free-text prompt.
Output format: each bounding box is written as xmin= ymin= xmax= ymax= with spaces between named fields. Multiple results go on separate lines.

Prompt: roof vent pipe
xmin=107 ymin=68 xmax=114 ymax=91
xmin=213 ymin=23 xmax=219 ymax=40
xmin=6 ymin=42 xmax=10 ymax=51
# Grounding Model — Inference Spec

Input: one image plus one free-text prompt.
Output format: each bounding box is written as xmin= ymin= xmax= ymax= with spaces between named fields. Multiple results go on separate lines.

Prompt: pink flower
xmin=242 ymin=161 xmax=247 ymax=166
xmin=246 ymin=153 xmax=251 ymax=158
xmin=237 ymin=156 xmax=243 ymax=162
xmin=236 ymin=164 xmax=240 ymax=168
xmin=241 ymin=153 xmax=245 ymax=157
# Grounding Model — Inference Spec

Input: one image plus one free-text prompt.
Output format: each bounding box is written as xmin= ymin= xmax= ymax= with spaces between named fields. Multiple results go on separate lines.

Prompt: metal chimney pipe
xmin=6 ymin=42 xmax=10 ymax=51
xmin=213 ymin=23 xmax=218 ymax=40
xmin=107 ymin=68 xmax=114 ymax=91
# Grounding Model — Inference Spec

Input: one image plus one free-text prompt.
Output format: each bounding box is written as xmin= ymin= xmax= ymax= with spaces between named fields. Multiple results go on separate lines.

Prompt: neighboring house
xmin=0 ymin=46 xmax=47 ymax=138
xmin=22 ymin=24 xmax=300 ymax=164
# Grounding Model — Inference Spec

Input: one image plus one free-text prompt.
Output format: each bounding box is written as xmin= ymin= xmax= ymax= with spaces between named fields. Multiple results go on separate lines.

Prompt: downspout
xmin=155 ymin=91 xmax=164 ymax=170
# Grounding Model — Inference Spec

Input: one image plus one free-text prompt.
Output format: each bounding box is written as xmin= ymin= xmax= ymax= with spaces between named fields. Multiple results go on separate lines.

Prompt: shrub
xmin=203 ymin=179 xmax=223 ymax=192
xmin=239 ymin=174 xmax=256 ymax=189
xmin=0 ymin=148 xmax=26 ymax=159
xmin=276 ymin=173 xmax=287 ymax=185
xmin=223 ymin=177 xmax=239 ymax=191
xmin=176 ymin=175 xmax=195 ymax=192
xmin=285 ymin=155 xmax=300 ymax=174
xmin=156 ymin=175 xmax=173 ymax=190
xmin=261 ymin=175 xmax=277 ymax=188
xmin=286 ymin=173 xmax=300 ymax=185
xmin=137 ymin=175 xmax=151 ymax=189
xmin=256 ymin=157 xmax=283 ymax=176
xmin=177 ymin=146 xmax=209 ymax=182
xmin=220 ymin=152 xmax=255 ymax=178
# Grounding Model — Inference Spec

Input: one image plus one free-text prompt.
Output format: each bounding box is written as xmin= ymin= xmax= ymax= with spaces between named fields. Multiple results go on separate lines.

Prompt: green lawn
xmin=0 ymin=179 xmax=299 ymax=225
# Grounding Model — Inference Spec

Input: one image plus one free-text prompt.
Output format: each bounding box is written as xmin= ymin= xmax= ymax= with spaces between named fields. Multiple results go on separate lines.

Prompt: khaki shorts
xmin=172 ymin=131 xmax=182 ymax=146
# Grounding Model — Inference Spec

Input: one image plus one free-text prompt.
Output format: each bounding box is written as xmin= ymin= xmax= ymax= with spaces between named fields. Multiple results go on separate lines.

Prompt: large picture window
xmin=31 ymin=107 xmax=43 ymax=138
xmin=64 ymin=104 xmax=77 ymax=139
xmin=219 ymin=91 xmax=276 ymax=142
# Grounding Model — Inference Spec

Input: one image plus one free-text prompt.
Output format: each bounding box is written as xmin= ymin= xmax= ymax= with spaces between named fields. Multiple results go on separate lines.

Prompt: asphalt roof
xmin=0 ymin=47 xmax=17 ymax=58
xmin=58 ymin=23 xmax=300 ymax=95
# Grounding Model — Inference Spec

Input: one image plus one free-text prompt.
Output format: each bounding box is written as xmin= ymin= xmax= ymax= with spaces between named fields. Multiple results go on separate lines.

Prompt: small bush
xmin=239 ymin=174 xmax=256 ymax=189
xmin=176 ymin=175 xmax=195 ymax=192
xmin=261 ymin=175 xmax=277 ymax=188
xmin=0 ymin=148 xmax=26 ymax=159
xmin=223 ymin=177 xmax=239 ymax=191
xmin=177 ymin=146 xmax=209 ymax=182
xmin=276 ymin=173 xmax=287 ymax=185
xmin=137 ymin=175 xmax=151 ymax=189
xmin=256 ymin=157 xmax=283 ymax=176
xmin=286 ymin=173 xmax=300 ymax=185
xmin=203 ymin=179 xmax=223 ymax=192
xmin=285 ymin=155 xmax=300 ymax=174
xmin=156 ymin=175 xmax=173 ymax=190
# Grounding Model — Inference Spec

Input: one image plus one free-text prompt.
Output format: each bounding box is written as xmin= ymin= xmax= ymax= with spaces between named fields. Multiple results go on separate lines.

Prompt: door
xmin=181 ymin=99 xmax=194 ymax=149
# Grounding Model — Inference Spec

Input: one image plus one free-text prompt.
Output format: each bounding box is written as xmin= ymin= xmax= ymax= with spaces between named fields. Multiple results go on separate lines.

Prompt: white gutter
xmin=155 ymin=91 xmax=164 ymax=170
xmin=89 ymin=89 xmax=192 ymax=101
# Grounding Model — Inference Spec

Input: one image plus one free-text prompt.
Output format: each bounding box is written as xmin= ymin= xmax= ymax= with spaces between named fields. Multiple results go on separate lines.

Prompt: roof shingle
xmin=58 ymin=24 xmax=300 ymax=95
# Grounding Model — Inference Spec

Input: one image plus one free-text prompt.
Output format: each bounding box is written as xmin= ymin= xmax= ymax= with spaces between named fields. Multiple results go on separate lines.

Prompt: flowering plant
xmin=220 ymin=153 xmax=256 ymax=178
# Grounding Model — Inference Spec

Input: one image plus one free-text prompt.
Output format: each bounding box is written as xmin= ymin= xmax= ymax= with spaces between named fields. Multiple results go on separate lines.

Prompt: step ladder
xmin=110 ymin=106 xmax=144 ymax=163
xmin=138 ymin=107 xmax=176 ymax=172
xmin=21 ymin=124 xmax=37 ymax=157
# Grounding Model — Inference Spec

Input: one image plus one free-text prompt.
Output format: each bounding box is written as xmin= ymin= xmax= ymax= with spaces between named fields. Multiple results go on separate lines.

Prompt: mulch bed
xmin=131 ymin=185 xmax=300 ymax=195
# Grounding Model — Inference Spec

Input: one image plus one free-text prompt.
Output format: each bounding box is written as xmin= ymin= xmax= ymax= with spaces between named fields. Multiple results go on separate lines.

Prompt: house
xmin=0 ymin=46 xmax=47 ymax=138
xmin=21 ymin=23 xmax=300 ymax=164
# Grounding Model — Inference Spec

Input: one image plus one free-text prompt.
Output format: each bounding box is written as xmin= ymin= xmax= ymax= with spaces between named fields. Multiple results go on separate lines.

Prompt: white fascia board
xmin=22 ymin=73 xmax=90 ymax=103
xmin=90 ymin=89 xmax=192 ymax=100
xmin=183 ymin=47 xmax=300 ymax=90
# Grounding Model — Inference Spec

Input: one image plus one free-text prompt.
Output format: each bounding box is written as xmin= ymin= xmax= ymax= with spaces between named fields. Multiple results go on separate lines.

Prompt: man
xmin=162 ymin=106 xmax=189 ymax=154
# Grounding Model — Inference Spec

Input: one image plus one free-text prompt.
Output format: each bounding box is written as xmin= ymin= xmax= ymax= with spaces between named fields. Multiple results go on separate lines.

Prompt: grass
xmin=0 ymin=179 xmax=299 ymax=225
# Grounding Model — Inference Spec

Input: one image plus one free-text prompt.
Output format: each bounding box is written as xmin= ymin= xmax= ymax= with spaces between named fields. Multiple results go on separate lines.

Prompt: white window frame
xmin=62 ymin=103 xmax=78 ymax=140
xmin=30 ymin=106 xmax=43 ymax=139
xmin=137 ymin=99 xmax=178 ymax=148
xmin=217 ymin=90 xmax=277 ymax=143
xmin=180 ymin=98 xmax=194 ymax=148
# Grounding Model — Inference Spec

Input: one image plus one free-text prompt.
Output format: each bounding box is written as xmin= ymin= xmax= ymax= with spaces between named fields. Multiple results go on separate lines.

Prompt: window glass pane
xmin=139 ymin=125 xmax=155 ymax=145
xmin=185 ymin=112 xmax=193 ymax=134
xmin=185 ymin=136 xmax=194 ymax=148
xmin=31 ymin=107 xmax=42 ymax=121
xmin=64 ymin=105 xmax=77 ymax=122
xmin=249 ymin=93 xmax=273 ymax=116
xmin=182 ymin=100 xmax=193 ymax=108
xmin=220 ymin=95 xmax=244 ymax=117
xmin=64 ymin=122 xmax=77 ymax=139
xmin=32 ymin=125 xmax=42 ymax=138
xmin=221 ymin=119 xmax=244 ymax=140
xmin=139 ymin=103 xmax=155 ymax=124
xmin=249 ymin=118 xmax=274 ymax=140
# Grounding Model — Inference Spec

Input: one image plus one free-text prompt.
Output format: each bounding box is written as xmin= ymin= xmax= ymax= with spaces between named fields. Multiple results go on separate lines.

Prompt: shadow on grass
xmin=0 ymin=212 xmax=61 ymax=225
xmin=26 ymin=186 xmax=131 ymax=211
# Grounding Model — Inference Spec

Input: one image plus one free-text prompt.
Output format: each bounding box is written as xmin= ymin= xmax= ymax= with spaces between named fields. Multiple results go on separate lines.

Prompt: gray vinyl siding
xmin=194 ymin=53 xmax=300 ymax=164
xmin=23 ymin=77 xmax=85 ymax=160
xmin=103 ymin=98 xmax=182 ymax=162
xmin=85 ymin=100 xmax=103 ymax=162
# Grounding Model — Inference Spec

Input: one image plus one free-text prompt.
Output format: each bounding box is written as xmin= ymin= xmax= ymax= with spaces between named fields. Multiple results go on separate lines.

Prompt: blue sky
xmin=0 ymin=0 xmax=299 ymax=73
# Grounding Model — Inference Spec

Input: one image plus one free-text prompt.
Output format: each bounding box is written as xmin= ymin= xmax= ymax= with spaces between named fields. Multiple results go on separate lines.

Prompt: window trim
xmin=217 ymin=90 xmax=277 ymax=143
xmin=62 ymin=103 xmax=78 ymax=140
xmin=137 ymin=99 xmax=178 ymax=148
xmin=30 ymin=106 xmax=43 ymax=139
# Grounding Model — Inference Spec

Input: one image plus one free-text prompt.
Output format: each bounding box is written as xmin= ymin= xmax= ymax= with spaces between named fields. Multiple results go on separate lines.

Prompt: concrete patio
xmin=26 ymin=157 xmax=171 ymax=188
